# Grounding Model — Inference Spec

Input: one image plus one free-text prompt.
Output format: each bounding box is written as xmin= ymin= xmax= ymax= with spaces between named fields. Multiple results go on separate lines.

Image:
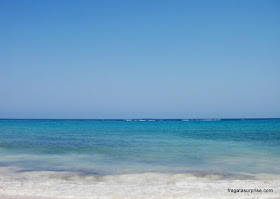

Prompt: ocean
xmin=0 ymin=119 xmax=280 ymax=198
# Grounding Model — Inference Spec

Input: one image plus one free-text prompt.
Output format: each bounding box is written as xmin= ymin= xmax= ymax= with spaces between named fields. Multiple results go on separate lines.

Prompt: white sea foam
xmin=0 ymin=167 xmax=279 ymax=199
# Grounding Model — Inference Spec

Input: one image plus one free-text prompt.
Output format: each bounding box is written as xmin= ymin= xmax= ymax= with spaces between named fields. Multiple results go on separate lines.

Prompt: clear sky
xmin=0 ymin=0 xmax=280 ymax=119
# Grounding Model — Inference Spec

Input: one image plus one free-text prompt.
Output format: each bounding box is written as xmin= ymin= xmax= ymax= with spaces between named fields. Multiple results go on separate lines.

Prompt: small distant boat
xmin=200 ymin=119 xmax=221 ymax=121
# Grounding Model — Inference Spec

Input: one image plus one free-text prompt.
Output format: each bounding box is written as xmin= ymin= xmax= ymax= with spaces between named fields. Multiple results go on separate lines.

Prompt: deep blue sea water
xmin=0 ymin=119 xmax=279 ymax=177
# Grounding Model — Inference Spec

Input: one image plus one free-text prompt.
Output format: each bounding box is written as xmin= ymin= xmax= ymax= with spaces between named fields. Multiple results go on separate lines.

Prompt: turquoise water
xmin=0 ymin=119 xmax=280 ymax=176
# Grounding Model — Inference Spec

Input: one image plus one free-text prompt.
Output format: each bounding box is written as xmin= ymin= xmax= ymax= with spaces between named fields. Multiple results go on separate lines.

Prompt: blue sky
xmin=0 ymin=0 xmax=280 ymax=119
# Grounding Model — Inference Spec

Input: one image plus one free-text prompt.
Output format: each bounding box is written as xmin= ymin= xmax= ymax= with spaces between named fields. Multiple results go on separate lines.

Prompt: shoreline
xmin=1 ymin=169 xmax=279 ymax=199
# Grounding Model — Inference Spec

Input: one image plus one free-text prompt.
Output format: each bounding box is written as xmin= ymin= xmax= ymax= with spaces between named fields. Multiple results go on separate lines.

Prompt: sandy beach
xmin=0 ymin=166 xmax=279 ymax=199
xmin=0 ymin=195 xmax=55 ymax=199
xmin=0 ymin=179 xmax=279 ymax=199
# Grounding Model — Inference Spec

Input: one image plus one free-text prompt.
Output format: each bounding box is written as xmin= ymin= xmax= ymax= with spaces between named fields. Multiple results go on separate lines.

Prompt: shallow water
xmin=0 ymin=119 xmax=279 ymax=176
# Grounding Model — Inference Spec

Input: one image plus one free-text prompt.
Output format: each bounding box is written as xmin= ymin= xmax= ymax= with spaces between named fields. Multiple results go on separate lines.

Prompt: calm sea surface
xmin=0 ymin=119 xmax=280 ymax=176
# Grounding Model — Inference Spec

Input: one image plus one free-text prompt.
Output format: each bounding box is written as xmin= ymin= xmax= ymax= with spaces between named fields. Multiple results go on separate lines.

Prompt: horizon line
xmin=1 ymin=118 xmax=280 ymax=121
